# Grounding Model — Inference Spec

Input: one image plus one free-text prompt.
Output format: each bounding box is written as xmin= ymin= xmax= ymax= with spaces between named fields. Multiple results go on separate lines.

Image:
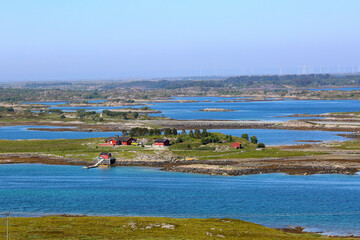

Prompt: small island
xmin=199 ymin=108 xmax=236 ymax=112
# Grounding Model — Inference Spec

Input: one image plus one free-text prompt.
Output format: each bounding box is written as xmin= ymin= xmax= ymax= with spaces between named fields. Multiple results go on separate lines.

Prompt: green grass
xmin=172 ymin=148 xmax=324 ymax=160
xmin=0 ymin=138 xmax=155 ymax=161
xmin=328 ymin=139 xmax=360 ymax=150
xmin=0 ymin=137 xmax=325 ymax=162
xmin=0 ymin=216 xmax=352 ymax=240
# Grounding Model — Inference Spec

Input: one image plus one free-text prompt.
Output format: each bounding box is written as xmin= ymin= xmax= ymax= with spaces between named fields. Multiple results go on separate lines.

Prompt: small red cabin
xmin=99 ymin=136 xmax=136 ymax=146
xmin=99 ymin=152 xmax=112 ymax=159
xmin=154 ymin=139 xmax=170 ymax=147
xmin=231 ymin=142 xmax=241 ymax=149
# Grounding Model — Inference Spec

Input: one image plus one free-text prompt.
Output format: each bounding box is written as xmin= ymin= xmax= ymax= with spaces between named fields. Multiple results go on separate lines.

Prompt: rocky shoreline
xmin=1 ymin=152 xmax=359 ymax=176
xmin=163 ymin=164 xmax=358 ymax=176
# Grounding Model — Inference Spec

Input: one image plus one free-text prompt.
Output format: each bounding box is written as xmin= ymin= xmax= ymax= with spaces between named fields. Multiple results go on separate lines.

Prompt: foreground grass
xmin=0 ymin=216 xmax=352 ymax=240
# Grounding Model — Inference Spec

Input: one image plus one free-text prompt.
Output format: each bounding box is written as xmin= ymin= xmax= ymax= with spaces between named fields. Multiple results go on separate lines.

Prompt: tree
xmin=154 ymin=128 xmax=161 ymax=135
xmin=60 ymin=114 xmax=66 ymax=119
xmin=202 ymin=129 xmax=208 ymax=137
xmin=172 ymin=128 xmax=177 ymax=135
xmin=194 ymin=129 xmax=201 ymax=139
xmin=164 ymin=128 xmax=172 ymax=136
xmin=76 ymin=109 xmax=86 ymax=119
xmin=257 ymin=143 xmax=265 ymax=148
xmin=241 ymin=134 xmax=249 ymax=141
xmin=250 ymin=136 xmax=258 ymax=144
xmin=189 ymin=130 xmax=194 ymax=138
xmin=181 ymin=129 xmax=186 ymax=135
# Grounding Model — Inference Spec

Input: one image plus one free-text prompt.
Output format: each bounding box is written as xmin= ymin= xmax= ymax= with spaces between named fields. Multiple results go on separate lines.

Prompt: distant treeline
xmin=109 ymin=74 xmax=360 ymax=89
xmin=0 ymin=88 xmax=107 ymax=102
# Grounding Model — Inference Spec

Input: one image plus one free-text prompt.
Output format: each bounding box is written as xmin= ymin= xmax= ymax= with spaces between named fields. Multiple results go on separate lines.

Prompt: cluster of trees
xmin=125 ymin=127 xmax=162 ymax=137
xmin=241 ymin=134 xmax=258 ymax=144
xmin=241 ymin=133 xmax=265 ymax=148
xmin=76 ymin=109 xmax=103 ymax=121
xmin=102 ymin=110 xmax=139 ymax=119
xmin=0 ymin=106 xmax=14 ymax=112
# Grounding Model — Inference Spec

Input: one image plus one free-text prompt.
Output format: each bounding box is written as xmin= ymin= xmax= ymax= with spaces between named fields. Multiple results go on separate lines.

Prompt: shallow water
xmin=0 ymin=164 xmax=359 ymax=236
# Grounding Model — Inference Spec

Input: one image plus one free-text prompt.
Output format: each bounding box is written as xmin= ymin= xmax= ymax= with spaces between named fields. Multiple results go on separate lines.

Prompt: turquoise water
xmin=208 ymin=129 xmax=349 ymax=146
xmin=0 ymin=126 xmax=122 ymax=140
xmin=0 ymin=126 xmax=349 ymax=145
xmin=147 ymin=99 xmax=360 ymax=121
xmin=24 ymin=98 xmax=360 ymax=121
xmin=0 ymin=164 xmax=359 ymax=236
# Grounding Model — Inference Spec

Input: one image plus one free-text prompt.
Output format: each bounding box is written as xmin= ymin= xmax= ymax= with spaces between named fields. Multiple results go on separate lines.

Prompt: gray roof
xmin=106 ymin=136 xmax=135 ymax=141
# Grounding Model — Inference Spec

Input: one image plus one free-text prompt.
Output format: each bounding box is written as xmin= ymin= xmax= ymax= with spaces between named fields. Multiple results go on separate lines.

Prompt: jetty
xmin=83 ymin=152 xmax=116 ymax=169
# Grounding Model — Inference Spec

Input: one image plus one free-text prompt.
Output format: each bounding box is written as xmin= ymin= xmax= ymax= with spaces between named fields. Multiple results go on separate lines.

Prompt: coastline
xmin=1 ymin=151 xmax=359 ymax=176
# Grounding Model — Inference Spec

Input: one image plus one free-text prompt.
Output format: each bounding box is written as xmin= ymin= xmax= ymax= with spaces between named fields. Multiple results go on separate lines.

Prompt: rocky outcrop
xmin=163 ymin=164 xmax=358 ymax=176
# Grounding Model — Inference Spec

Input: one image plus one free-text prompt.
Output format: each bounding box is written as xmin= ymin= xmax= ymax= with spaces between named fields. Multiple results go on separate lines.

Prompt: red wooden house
xmin=231 ymin=142 xmax=241 ymax=149
xmin=154 ymin=139 xmax=170 ymax=147
xmin=99 ymin=136 xmax=136 ymax=146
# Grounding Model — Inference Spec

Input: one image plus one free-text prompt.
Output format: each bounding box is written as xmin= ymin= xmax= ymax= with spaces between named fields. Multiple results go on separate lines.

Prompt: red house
xmin=231 ymin=142 xmax=241 ymax=149
xmin=154 ymin=139 xmax=170 ymax=147
xmin=99 ymin=136 xmax=136 ymax=146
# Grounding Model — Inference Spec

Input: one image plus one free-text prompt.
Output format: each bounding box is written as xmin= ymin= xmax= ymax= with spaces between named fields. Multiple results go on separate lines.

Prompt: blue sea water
xmin=0 ymin=126 xmax=122 ymax=140
xmin=0 ymin=126 xmax=349 ymax=145
xmin=208 ymin=129 xmax=349 ymax=146
xmin=147 ymin=99 xmax=360 ymax=121
xmin=307 ymin=87 xmax=360 ymax=91
xmin=0 ymin=164 xmax=359 ymax=236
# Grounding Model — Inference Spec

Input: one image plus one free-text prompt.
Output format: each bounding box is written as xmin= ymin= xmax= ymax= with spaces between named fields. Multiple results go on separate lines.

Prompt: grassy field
xmin=0 ymin=216 xmax=354 ymax=240
xmin=0 ymin=137 xmax=325 ymax=162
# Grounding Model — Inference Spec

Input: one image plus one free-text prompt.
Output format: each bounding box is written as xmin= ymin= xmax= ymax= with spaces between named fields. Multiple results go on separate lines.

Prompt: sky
xmin=0 ymin=0 xmax=360 ymax=82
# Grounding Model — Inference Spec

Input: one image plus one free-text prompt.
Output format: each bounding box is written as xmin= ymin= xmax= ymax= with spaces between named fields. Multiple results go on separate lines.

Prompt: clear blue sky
xmin=0 ymin=0 xmax=359 ymax=81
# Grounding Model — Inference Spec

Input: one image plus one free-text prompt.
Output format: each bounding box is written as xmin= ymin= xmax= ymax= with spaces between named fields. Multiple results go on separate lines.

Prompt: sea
xmin=0 ymin=164 xmax=359 ymax=236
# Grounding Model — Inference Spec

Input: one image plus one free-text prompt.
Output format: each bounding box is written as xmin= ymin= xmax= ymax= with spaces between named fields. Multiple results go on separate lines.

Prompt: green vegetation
xmin=0 ymin=106 xmax=14 ymax=112
xmin=0 ymin=130 xmax=323 ymax=161
xmin=0 ymin=216 xmax=351 ymax=240
xmin=250 ymin=136 xmax=258 ymax=144
xmin=0 ymin=138 xmax=154 ymax=161
xmin=0 ymin=107 xmax=164 ymax=124
xmin=257 ymin=143 xmax=266 ymax=148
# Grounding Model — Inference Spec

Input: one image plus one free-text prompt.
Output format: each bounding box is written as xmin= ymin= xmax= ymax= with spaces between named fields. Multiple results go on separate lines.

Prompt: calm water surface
xmin=0 ymin=164 xmax=359 ymax=236
xmin=147 ymin=99 xmax=360 ymax=121
xmin=0 ymin=126 xmax=349 ymax=145
xmin=0 ymin=126 xmax=122 ymax=140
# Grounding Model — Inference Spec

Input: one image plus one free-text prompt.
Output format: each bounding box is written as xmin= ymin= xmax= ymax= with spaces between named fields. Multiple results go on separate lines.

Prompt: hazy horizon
xmin=1 ymin=0 xmax=360 ymax=82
